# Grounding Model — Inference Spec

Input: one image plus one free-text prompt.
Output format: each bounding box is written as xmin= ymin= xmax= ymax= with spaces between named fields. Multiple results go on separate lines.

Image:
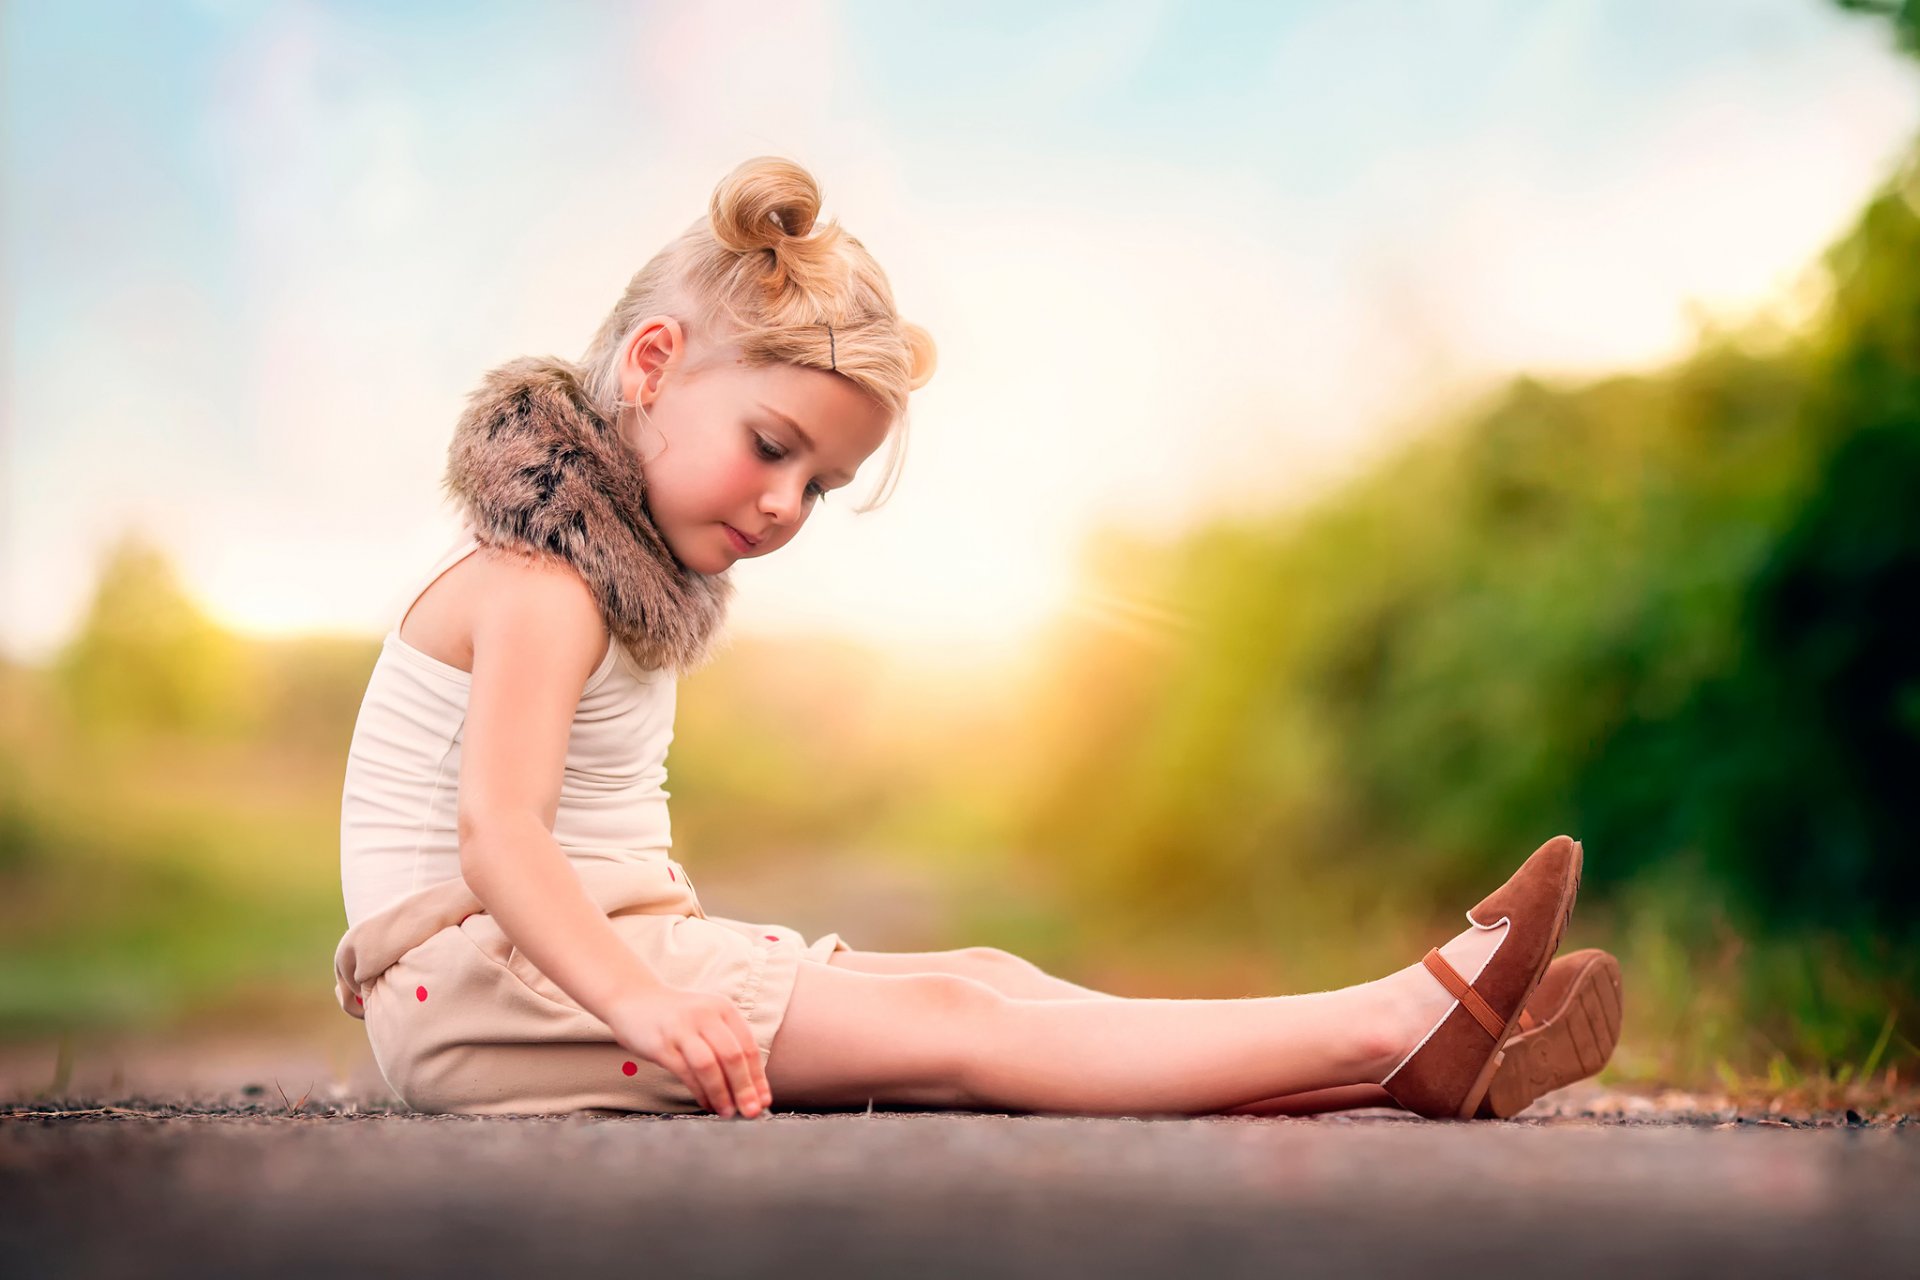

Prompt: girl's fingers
xmin=631 ymin=1003 xmax=771 ymax=1117
xmin=708 ymin=1019 xmax=764 ymax=1116
xmin=724 ymin=1008 xmax=772 ymax=1110
xmin=680 ymin=1037 xmax=733 ymax=1116
xmin=661 ymin=1044 xmax=711 ymax=1114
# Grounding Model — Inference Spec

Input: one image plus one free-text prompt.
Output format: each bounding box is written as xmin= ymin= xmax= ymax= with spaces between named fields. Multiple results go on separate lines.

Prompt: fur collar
xmin=443 ymin=355 xmax=733 ymax=675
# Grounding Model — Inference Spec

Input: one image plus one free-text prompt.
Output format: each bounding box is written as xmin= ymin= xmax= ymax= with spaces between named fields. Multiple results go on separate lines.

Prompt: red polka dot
xmin=764 ymin=934 xmax=779 ymax=941
xmin=354 ymin=994 xmax=363 ymax=1005
xmin=622 ymin=1061 xmax=638 ymax=1076
xmin=416 ymin=985 xmax=428 ymax=1001
xmin=668 ymin=866 xmax=676 ymax=881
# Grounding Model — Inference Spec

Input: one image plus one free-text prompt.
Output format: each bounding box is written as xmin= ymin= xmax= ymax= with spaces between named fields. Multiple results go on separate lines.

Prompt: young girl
xmin=334 ymin=156 xmax=1622 ymax=1121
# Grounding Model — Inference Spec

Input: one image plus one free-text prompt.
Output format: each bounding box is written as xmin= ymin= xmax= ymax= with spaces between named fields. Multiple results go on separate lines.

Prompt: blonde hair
xmin=578 ymin=157 xmax=937 ymax=513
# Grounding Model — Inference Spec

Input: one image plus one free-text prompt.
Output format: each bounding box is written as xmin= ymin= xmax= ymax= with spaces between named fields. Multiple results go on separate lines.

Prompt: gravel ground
xmin=4 ymin=1045 xmax=1916 ymax=1280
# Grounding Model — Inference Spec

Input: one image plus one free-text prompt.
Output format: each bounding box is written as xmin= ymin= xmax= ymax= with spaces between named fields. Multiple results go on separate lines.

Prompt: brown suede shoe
xmin=1380 ymin=835 xmax=1584 ymax=1119
xmin=1475 ymin=948 xmax=1623 ymax=1118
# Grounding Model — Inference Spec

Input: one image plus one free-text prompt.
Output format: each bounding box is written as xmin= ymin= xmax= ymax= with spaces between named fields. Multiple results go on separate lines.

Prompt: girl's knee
xmin=890 ymin=969 xmax=1008 ymax=1033
xmin=952 ymin=945 xmax=1040 ymax=979
xmin=914 ymin=972 xmax=1009 ymax=1103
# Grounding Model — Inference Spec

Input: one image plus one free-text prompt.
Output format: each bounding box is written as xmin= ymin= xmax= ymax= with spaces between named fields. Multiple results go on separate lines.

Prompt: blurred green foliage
xmin=54 ymin=535 xmax=258 ymax=739
xmin=1014 ymin=142 xmax=1920 ymax=1079
xmin=1838 ymin=0 xmax=1920 ymax=56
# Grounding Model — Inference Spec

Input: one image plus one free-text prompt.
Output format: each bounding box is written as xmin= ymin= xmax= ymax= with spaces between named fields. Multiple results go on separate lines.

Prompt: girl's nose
xmin=762 ymin=482 xmax=806 ymax=526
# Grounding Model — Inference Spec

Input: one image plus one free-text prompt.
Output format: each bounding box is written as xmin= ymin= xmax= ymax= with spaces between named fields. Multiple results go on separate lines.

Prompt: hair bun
xmin=709 ymin=156 xmax=846 ymax=299
xmin=710 ymin=155 xmax=826 ymax=253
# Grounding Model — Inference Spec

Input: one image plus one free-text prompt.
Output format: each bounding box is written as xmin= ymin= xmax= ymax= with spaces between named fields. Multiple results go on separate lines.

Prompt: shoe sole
xmin=1478 ymin=950 xmax=1622 ymax=1118
xmin=1452 ymin=839 xmax=1584 ymax=1119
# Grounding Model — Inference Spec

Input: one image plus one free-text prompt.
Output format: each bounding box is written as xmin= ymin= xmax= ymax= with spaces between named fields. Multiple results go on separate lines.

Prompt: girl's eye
xmin=755 ymin=434 xmax=828 ymax=504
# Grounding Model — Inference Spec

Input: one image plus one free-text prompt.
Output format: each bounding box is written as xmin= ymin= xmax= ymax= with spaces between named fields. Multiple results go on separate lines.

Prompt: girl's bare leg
xmin=823 ymin=945 xmax=1124 ymax=1001
xmin=767 ymin=920 xmax=1507 ymax=1115
xmin=822 ymin=946 xmax=1399 ymax=1116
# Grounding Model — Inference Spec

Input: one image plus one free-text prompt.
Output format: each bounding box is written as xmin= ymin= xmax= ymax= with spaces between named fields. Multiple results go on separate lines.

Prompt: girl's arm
xmin=457 ymin=549 xmax=771 ymax=1117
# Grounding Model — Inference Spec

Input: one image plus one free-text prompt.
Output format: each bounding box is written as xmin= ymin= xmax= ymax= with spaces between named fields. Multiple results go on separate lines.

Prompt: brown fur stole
xmin=442 ymin=355 xmax=733 ymax=675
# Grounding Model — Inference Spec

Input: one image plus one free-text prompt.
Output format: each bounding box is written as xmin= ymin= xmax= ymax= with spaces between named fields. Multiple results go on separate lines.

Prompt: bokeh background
xmin=4 ymin=0 xmax=1918 ymax=1098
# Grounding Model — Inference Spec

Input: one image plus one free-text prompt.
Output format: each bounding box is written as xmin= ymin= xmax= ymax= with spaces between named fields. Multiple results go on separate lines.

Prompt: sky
xmin=4 ymin=0 xmax=1916 ymax=666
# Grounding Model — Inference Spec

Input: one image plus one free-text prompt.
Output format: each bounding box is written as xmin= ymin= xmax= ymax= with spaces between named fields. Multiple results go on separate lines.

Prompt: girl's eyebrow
xmin=756 ymin=401 xmax=854 ymax=482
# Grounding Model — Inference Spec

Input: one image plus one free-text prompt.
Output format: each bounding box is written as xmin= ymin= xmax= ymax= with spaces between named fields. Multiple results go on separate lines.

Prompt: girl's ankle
xmin=1358 ymin=973 xmax=1433 ymax=1083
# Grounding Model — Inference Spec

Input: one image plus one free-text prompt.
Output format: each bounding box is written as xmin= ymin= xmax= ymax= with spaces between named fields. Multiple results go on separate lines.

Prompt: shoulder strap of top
xmin=395 ymin=530 xmax=482 ymax=633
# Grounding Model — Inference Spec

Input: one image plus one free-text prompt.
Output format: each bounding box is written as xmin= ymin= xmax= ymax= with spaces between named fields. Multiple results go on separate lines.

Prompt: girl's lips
xmin=724 ymin=524 xmax=758 ymax=553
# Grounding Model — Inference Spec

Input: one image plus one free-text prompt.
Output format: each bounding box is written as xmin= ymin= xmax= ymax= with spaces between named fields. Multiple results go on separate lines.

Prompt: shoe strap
xmin=1421 ymin=948 xmax=1505 ymax=1042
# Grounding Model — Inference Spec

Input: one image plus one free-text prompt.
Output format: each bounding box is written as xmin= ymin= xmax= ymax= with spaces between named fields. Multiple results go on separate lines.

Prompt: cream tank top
xmin=338 ymin=533 xmax=679 ymax=929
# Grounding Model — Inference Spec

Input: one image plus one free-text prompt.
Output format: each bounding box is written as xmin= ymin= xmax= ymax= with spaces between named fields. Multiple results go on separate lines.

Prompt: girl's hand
xmin=605 ymin=985 xmax=773 ymax=1118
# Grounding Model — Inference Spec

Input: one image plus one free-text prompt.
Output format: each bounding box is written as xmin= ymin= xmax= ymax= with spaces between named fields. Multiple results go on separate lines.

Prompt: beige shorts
xmin=333 ymin=854 xmax=850 ymax=1115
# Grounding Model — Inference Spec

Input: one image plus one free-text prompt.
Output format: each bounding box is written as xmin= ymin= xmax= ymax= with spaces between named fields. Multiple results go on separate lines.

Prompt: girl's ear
xmin=620 ymin=316 xmax=685 ymax=409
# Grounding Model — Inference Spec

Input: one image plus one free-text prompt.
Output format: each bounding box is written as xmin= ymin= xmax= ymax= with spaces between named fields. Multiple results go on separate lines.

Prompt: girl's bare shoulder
xmin=403 ymin=546 xmax=606 ymax=675
xmin=470 ymin=547 xmax=606 ymax=643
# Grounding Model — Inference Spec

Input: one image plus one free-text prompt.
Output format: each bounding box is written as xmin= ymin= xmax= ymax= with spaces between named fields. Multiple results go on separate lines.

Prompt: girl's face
xmin=618 ymin=316 xmax=893 ymax=575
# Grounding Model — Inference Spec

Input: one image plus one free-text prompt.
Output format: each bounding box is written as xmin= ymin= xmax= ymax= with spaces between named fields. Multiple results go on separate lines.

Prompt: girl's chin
xmin=695 ymin=534 xmax=741 ymax=574
xmin=656 ymin=531 xmax=719 ymax=575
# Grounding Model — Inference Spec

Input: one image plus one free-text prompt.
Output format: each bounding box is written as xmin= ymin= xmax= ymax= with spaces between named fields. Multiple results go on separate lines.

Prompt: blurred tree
xmin=1018 ymin=133 xmax=1920 ymax=952
xmin=1837 ymin=0 xmax=1920 ymax=56
xmin=1734 ymin=162 xmax=1920 ymax=926
xmin=54 ymin=534 xmax=258 ymax=738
